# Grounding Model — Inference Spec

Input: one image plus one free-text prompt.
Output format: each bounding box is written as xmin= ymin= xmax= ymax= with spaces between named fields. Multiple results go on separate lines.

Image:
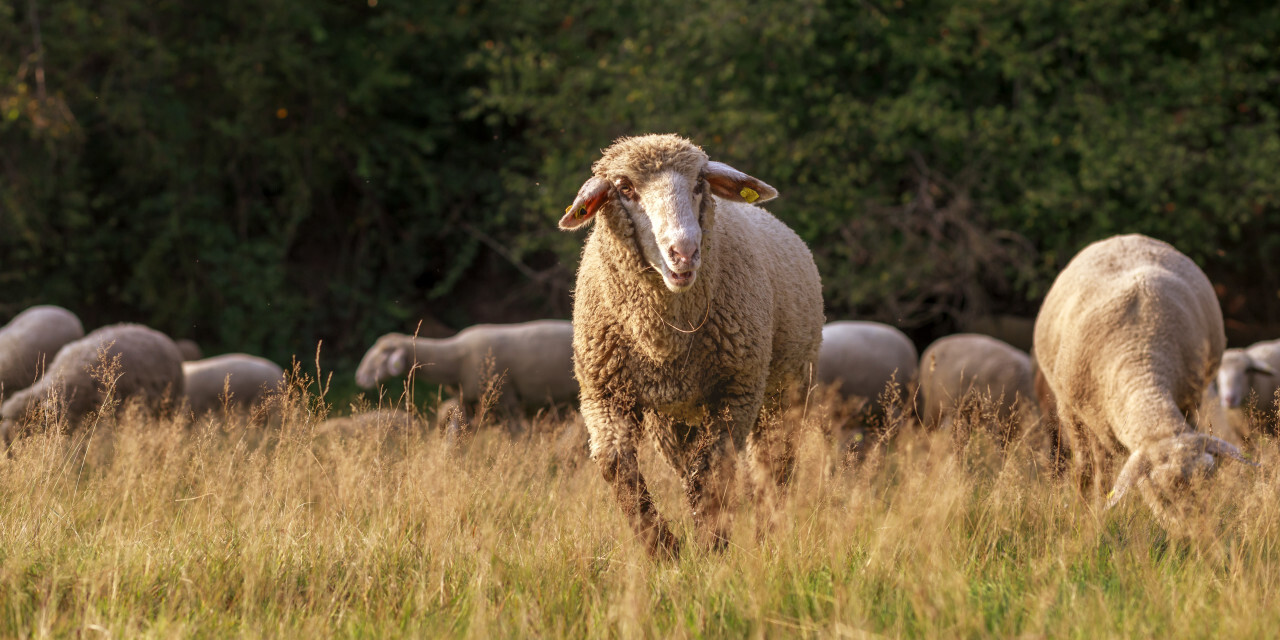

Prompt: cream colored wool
xmin=563 ymin=134 xmax=823 ymax=556
xmin=1032 ymin=234 xmax=1248 ymax=522
xmin=0 ymin=305 xmax=84 ymax=396
xmin=182 ymin=353 xmax=285 ymax=416
xmin=0 ymin=323 xmax=185 ymax=443
xmin=817 ymin=321 xmax=917 ymax=411
xmin=919 ymin=333 xmax=1040 ymax=447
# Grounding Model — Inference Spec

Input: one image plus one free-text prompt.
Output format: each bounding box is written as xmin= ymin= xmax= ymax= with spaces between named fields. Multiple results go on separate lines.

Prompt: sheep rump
xmin=918 ymin=333 xmax=1041 ymax=449
xmin=182 ymin=354 xmax=286 ymax=416
xmin=0 ymin=305 xmax=85 ymax=396
xmin=563 ymin=134 xmax=823 ymax=556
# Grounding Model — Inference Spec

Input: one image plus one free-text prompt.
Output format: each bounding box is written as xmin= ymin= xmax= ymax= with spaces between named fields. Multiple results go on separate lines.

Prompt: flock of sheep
xmin=3 ymin=134 xmax=1276 ymax=557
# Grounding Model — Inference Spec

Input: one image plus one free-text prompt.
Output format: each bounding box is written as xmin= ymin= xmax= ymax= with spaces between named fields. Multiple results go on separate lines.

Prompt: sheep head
xmin=560 ymin=134 xmax=777 ymax=293
xmin=355 ymin=335 xmax=411 ymax=389
xmin=1216 ymin=349 xmax=1275 ymax=408
xmin=1107 ymin=432 xmax=1255 ymax=521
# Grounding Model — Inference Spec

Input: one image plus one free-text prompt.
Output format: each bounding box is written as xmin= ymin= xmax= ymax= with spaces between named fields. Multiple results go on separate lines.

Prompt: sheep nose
xmin=1222 ymin=392 xmax=1240 ymax=408
xmin=668 ymin=241 xmax=699 ymax=271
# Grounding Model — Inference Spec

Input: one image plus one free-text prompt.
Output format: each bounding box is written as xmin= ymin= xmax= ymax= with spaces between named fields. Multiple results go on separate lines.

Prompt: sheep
xmin=1213 ymin=340 xmax=1280 ymax=437
xmin=314 ymin=408 xmax=420 ymax=439
xmin=817 ymin=321 xmax=917 ymax=412
xmin=816 ymin=321 xmax=917 ymax=457
xmin=1032 ymin=234 xmax=1249 ymax=522
xmin=175 ymin=339 xmax=203 ymax=361
xmin=0 ymin=323 xmax=184 ymax=443
xmin=560 ymin=134 xmax=824 ymax=556
xmin=181 ymin=354 xmax=285 ymax=416
xmin=355 ymin=320 xmax=578 ymax=418
xmin=918 ymin=333 xmax=1041 ymax=450
xmin=0 ymin=305 xmax=84 ymax=396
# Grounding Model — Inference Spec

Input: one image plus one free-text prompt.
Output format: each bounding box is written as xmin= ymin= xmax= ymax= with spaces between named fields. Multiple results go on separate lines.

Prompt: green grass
xmin=3 ymin=381 xmax=1280 ymax=639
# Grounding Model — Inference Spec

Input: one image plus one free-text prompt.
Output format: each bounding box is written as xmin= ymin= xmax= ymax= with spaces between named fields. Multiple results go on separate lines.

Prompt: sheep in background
xmin=355 ymin=320 xmax=578 ymax=419
xmin=182 ymin=354 xmax=285 ymax=417
xmin=0 ymin=305 xmax=84 ymax=396
xmin=561 ymin=134 xmax=823 ymax=556
xmin=1213 ymin=341 xmax=1280 ymax=438
xmin=816 ymin=321 xmax=917 ymax=457
xmin=175 ymin=339 xmax=203 ymax=362
xmin=0 ymin=324 xmax=184 ymax=443
xmin=919 ymin=334 xmax=1042 ymax=451
xmin=1033 ymin=234 xmax=1250 ymax=523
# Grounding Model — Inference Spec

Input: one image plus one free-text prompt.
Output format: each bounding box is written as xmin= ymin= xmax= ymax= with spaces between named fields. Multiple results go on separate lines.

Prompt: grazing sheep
xmin=182 ymin=354 xmax=285 ymax=416
xmin=1032 ymin=234 xmax=1249 ymax=522
xmin=0 ymin=305 xmax=84 ymax=396
xmin=1214 ymin=341 xmax=1280 ymax=436
xmin=0 ymin=324 xmax=184 ymax=443
xmin=355 ymin=320 xmax=578 ymax=413
xmin=817 ymin=321 xmax=917 ymax=411
xmin=919 ymin=334 xmax=1041 ymax=448
xmin=175 ymin=339 xmax=203 ymax=361
xmin=560 ymin=134 xmax=824 ymax=556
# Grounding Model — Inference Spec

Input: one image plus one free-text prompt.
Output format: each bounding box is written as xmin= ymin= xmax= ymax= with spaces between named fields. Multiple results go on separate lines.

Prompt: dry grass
xmin=4 ymin=366 xmax=1280 ymax=639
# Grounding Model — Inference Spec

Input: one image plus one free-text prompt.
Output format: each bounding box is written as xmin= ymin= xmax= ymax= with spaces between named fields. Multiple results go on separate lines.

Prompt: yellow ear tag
xmin=577 ymin=207 xmax=588 ymax=218
xmin=740 ymin=187 xmax=759 ymax=203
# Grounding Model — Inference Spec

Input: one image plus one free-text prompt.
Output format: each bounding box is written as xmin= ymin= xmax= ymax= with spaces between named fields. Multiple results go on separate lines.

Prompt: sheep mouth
xmin=659 ymin=263 xmax=697 ymax=291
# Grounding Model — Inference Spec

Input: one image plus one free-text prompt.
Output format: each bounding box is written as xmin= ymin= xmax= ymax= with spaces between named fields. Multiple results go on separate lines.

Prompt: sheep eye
xmin=616 ymin=178 xmax=635 ymax=200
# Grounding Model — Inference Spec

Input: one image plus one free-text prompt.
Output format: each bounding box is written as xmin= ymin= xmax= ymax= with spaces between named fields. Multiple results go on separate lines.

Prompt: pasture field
xmin=3 ymin=372 xmax=1280 ymax=639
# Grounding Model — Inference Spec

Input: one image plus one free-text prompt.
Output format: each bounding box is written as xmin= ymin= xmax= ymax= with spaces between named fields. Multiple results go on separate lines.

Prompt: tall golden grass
xmin=3 ymin=359 xmax=1280 ymax=638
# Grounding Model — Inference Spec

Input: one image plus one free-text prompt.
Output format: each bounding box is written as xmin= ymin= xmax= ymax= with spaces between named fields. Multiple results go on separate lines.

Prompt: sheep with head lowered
xmin=919 ymin=333 xmax=1042 ymax=451
xmin=560 ymin=134 xmax=823 ymax=557
xmin=1033 ymin=234 xmax=1250 ymax=523
xmin=0 ymin=324 xmax=184 ymax=444
xmin=355 ymin=320 xmax=577 ymax=423
xmin=0 ymin=305 xmax=84 ymax=396
xmin=182 ymin=354 xmax=286 ymax=417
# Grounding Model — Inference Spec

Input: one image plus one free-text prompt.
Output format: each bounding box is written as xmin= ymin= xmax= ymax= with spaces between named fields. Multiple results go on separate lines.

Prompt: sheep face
xmin=1108 ymin=432 xmax=1253 ymax=520
xmin=1216 ymin=349 xmax=1274 ymax=408
xmin=615 ymin=170 xmax=707 ymax=292
xmin=559 ymin=134 xmax=779 ymax=293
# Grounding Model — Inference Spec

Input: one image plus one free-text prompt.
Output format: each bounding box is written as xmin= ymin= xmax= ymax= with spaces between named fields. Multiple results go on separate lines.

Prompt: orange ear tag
xmin=740 ymin=187 xmax=760 ymax=203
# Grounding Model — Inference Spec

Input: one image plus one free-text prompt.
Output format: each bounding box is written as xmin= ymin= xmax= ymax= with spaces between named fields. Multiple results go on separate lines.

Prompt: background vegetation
xmin=4 ymin=0 xmax=1280 ymax=364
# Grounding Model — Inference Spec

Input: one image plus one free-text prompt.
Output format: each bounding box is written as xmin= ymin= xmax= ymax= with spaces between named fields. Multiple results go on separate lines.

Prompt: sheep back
xmin=919 ymin=333 xmax=1037 ymax=429
xmin=0 ymin=305 xmax=85 ymax=395
xmin=817 ymin=321 xmax=917 ymax=404
xmin=1 ymin=323 xmax=185 ymax=439
xmin=182 ymin=354 xmax=286 ymax=415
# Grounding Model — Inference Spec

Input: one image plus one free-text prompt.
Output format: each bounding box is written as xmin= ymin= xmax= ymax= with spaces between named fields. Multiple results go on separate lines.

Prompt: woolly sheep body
xmin=0 ymin=305 xmax=84 ymax=395
xmin=176 ymin=339 xmax=203 ymax=362
xmin=0 ymin=324 xmax=184 ymax=442
xmin=564 ymin=134 xmax=823 ymax=556
xmin=817 ymin=321 xmax=917 ymax=409
xmin=1032 ymin=234 xmax=1246 ymax=522
xmin=919 ymin=333 xmax=1040 ymax=446
xmin=354 ymin=320 xmax=577 ymax=409
xmin=182 ymin=354 xmax=285 ymax=416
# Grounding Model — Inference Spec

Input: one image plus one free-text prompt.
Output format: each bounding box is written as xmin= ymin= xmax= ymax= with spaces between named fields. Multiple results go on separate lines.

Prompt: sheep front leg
xmin=745 ymin=394 xmax=796 ymax=538
xmin=682 ymin=428 xmax=739 ymax=551
xmin=587 ymin=403 xmax=679 ymax=558
xmin=599 ymin=447 xmax=679 ymax=558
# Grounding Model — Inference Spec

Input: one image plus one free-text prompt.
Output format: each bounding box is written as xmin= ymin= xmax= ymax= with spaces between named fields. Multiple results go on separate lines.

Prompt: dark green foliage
xmin=3 ymin=0 xmax=1280 ymax=363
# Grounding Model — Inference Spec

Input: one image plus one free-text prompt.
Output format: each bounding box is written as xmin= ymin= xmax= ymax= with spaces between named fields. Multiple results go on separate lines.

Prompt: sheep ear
xmin=1247 ymin=361 xmax=1276 ymax=377
xmin=1202 ymin=435 xmax=1259 ymax=467
xmin=703 ymin=161 xmax=778 ymax=204
xmin=387 ymin=349 xmax=408 ymax=377
xmin=559 ymin=176 xmax=613 ymax=230
xmin=1107 ymin=449 xmax=1151 ymax=509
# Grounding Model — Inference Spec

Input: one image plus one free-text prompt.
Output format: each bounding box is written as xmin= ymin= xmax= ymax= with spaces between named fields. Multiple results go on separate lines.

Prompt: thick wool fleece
xmin=0 ymin=305 xmax=84 ymax=395
xmin=0 ymin=323 xmax=185 ymax=442
xmin=569 ymin=134 xmax=823 ymax=554
xmin=919 ymin=333 xmax=1039 ymax=436
xmin=1032 ymin=234 xmax=1228 ymax=508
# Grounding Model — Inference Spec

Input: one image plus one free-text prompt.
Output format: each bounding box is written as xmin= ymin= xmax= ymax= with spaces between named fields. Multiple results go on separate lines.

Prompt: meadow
xmin=3 ymin=364 xmax=1280 ymax=639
